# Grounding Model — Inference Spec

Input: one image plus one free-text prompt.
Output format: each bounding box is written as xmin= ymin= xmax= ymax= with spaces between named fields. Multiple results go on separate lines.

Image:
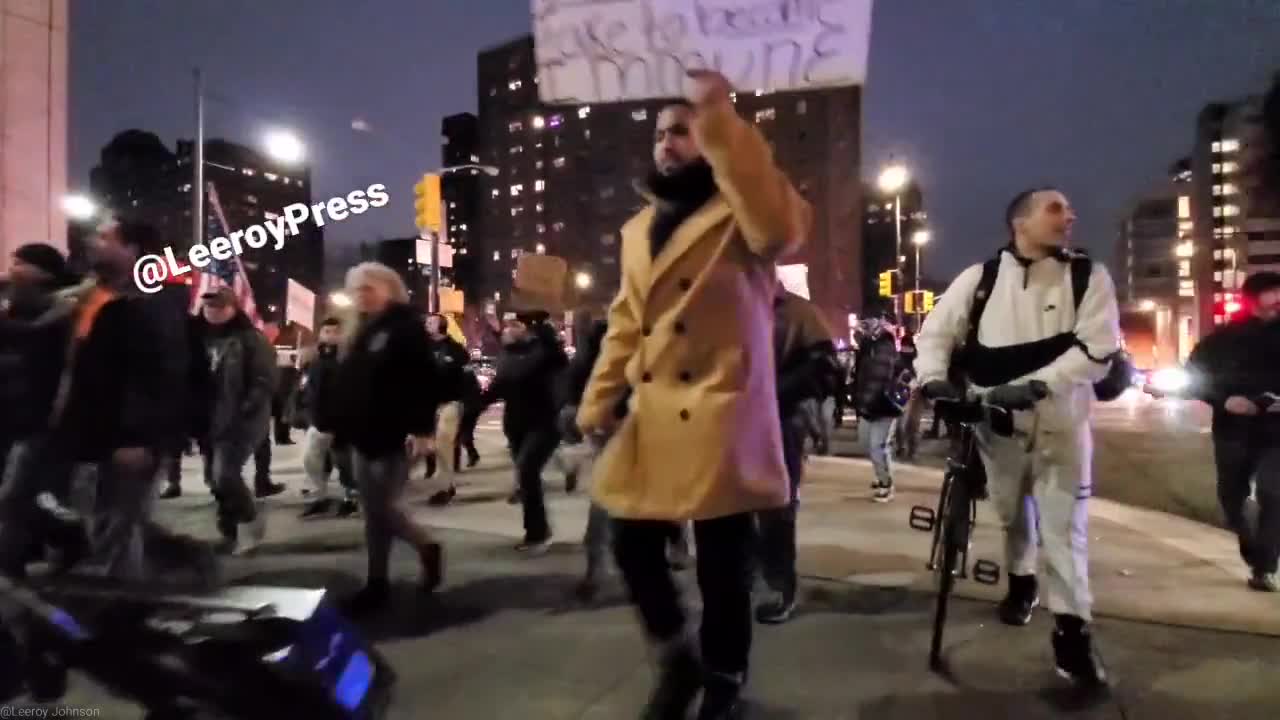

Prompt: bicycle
xmin=908 ymin=381 xmax=1048 ymax=672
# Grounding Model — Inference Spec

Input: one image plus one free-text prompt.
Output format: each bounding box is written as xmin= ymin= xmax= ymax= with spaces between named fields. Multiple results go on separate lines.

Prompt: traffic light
xmin=922 ymin=290 xmax=935 ymax=313
xmin=1216 ymin=292 xmax=1244 ymax=324
xmin=878 ymin=270 xmax=898 ymax=298
xmin=904 ymin=290 xmax=916 ymax=314
xmin=414 ymin=173 xmax=442 ymax=231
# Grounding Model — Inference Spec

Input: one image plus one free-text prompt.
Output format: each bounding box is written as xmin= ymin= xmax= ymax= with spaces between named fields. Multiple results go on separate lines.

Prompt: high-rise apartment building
xmin=469 ymin=35 xmax=863 ymax=335
xmin=441 ymin=112 xmax=483 ymax=297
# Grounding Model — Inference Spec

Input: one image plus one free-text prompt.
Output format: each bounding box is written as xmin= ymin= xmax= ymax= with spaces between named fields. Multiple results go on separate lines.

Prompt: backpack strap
xmin=965 ymin=256 xmax=1002 ymax=349
xmin=1069 ymin=256 xmax=1092 ymax=314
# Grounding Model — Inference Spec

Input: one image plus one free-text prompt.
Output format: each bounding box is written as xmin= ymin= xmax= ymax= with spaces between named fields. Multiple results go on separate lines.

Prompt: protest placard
xmin=286 ymin=278 xmax=315 ymax=330
xmin=532 ymin=0 xmax=874 ymax=105
xmin=511 ymin=254 xmax=569 ymax=311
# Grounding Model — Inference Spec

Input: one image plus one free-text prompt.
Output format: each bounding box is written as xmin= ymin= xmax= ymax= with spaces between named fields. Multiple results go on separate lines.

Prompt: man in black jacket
xmin=1186 ymin=271 xmax=1280 ymax=591
xmin=851 ymin=310 xmax=909 ymax=503
xmin=478 ymin=311 xmax=568 ymax=552
xmin=755 ymin=289 xmax=837 ymax=624
xmin=198 ymin=287 xmax=277 ymax=555
xmin=424 ymin=312 xmax=472 ymax=506
xmin=299 ymin=317 xmax=357 ymax=518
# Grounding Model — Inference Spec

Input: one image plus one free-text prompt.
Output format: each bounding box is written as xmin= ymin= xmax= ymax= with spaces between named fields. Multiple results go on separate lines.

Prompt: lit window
xmin=242 ymin=168 xmax=256 ymax=176
xmin=511 ymin=248 xmax=522 ymax=259
xmin=510 ymin=145 xmax=523 ymax=155
xmin=1214 ymin=228 xmax=1226 ymax=238
xmin=884 ymin=203 xmax=893 ymax=210
xmin=549 ymin=114 xmax=564 ymax=128
xmin=1211 ymin=141 xmax=1222 ymax=153
xmin=535 ymin=160 xmax=544 ymax=170
xmin=491 ymin=188 xmax=500 ymax=198
xmin=553 ymin=156 xmax=566 ymax=168
xmin=599 ymin=186 xmax=615 ymax=199
xmin=1212 ymin=163 xmax=1222 ymax=174
xmin=552 ymin=221 xmax=566 ymax=232
xmin=1223 ymin=204 xmax=1240 ymax=217
xmin=532 ymin=115 xmax=546 ymax=129
xmin=535 ymin=179 xmax=546 ymax=192
xmin=755 ymin=108 xmax=776 ymax=122
xmin=1178 ymin=220 xmax=1193 ymax=232
xmin=1221 ymin=138 xmax=1240 ymax=152
xmin=511 ymin=206 xmax=524 ymax=217
xmin=1212 ymin=185 xmax=1223 ymax=196
xmin=632 ymin=109 xmax=648 ymax=121
xmin=1223 ymin=225 xmax=1236 ymax=236
xmin=729 ymin=92 xmax=737 ymax=103
xmin=1214 ymin=271 xmax=1223 ymax=282
xmin=1221 ymin=161 xmax=1238 ymax=173
xmin=264 ymin=211 xmax=279 ymax=220
xmin=509 ymin=121 xmax=523 ymax=132
xmin=796 ymin=99 xmax=807 ymax=114
xmin=1221 ymin=183 xmax=1238 ymax=195
xmin=1179 ymin=287 xmax=1194 ymax=298
xmin=1177 ymin=196 xmax=1190 ymax=219
xmin=537 ymin=223 xmax=546 ymax=234
xmin=1179 ymin=260 xmax=1191 ymax=277
xmin=493 ymin=251 xmax=500 ymax=261
xmin=1175 ymin=241 xmax=1194 ymax=258
xmin=245 ymin=195 xmax=258 ymax=204
xmin=510 ymin=184 xmax=523 ymax=197
xmin=459 ymin=248 xmax=468 ymax=255
xmin=460 ymin=224 xmax=467 ymax=231
xmin=1214 ymin=249 xmax=1224 ymax=260
xmin=578 ymin=106 xmax=591 ymax=119
xmin=471 ymin=154 xmax=479 ymax=162
xmin=449 ymin=202 xmax=456 ymax=209
xmin=535 ymin=202 xmax=545 ymax=212
xmin=600 ymin=234 xmax=616 ymax=246
xmin=508 ymin=79 xmax=522 ymax=91
xmin=512 ymin=269 xmax=518 ymax=279
xmin=584 ymin=129 xmax=590 ymax=141
xmin=264 ymin=172 xmax=278 ymax=181
xmin=536 ymin=243 xmax=546 ymax=254
xmin=1213 ymin=207 xmax=1223 ymax=218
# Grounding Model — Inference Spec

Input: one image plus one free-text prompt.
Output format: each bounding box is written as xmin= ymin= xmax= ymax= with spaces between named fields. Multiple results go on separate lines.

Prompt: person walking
xmin=424 ymin=312 xmax=471 ymax=507
xmin=333 ymin=262 xmax=443 ymax=615
xmin=573 ymin=69 xmax=811 ymax=718
xmin=298 ymin=317 xmax=359 ymax=518
xmin=1185 ymin=272 xmax=1280 ymax=591
xmin=850 ymin=310 xmax=910 ymax=502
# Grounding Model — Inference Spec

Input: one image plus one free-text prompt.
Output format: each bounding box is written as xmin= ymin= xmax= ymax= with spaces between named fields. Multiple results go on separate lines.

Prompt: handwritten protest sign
xmin=777 ymin=263 xmax=810 ymax=299
xmin=532 ymin=0 xmax=874 ymax=105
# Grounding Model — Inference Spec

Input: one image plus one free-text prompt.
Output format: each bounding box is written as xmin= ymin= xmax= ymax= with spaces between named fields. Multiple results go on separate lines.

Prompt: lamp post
xmin=878 ymin=162 xmax=909 ymax=319
xmin=427 ymin=164 xmax=500 ymax=313
xmin=911 ymin=229 xmax=930 ymax=331
xmin=61 ymin=194 xmax=98 ymax=222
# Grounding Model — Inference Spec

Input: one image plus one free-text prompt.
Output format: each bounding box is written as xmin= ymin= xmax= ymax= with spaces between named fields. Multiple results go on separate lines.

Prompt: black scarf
xmin=646 ymin=159 xmax=717 ymax=259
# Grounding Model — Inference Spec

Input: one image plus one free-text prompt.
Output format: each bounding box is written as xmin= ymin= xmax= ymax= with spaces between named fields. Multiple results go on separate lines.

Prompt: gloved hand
xmin=558 ymin=405 xmax=584 ymax=443
xmin=922 ymin=380 xmax=961 ymax=401
xmin=986 ymin=381 xmax=1049 ymax=411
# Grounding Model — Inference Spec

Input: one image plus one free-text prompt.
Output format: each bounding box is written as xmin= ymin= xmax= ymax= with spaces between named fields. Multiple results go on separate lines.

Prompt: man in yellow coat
xmin=575 ymin=69 xmax=811 ymax=719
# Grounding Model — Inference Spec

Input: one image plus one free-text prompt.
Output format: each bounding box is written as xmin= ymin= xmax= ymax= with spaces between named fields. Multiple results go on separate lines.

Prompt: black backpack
xmin=967 ymin=251 xmax=1133 ymax=402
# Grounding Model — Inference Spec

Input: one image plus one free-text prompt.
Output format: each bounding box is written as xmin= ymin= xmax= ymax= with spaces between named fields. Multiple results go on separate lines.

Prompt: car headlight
xmin=1150 ymin=367 xmax=1190 ymax=394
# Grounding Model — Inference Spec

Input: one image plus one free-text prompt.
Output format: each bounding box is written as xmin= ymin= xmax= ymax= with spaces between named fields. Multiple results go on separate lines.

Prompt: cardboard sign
xmin=286 ymin=278 xmax=315 ymax=331
xmin=512 ymin=254 xmax=568 ymax=311
xmin=532 ymin=0 xmax=875 ymax=104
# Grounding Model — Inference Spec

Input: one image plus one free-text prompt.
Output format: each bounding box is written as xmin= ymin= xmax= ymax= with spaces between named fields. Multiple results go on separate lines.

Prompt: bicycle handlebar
xmin=929 ymin=381 xmax=1049 ymax=424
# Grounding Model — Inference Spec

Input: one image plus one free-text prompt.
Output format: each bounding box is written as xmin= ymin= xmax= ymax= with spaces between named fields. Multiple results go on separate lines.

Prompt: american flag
xmin=189 ymin=182 xmax=263 ymax=329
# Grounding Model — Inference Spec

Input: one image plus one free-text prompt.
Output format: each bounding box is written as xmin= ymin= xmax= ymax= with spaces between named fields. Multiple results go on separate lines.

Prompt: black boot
xmin=998 ymin=573 xmax=1039 ymax=626
xmin=1052 ymin=615 xmax=1109 ymax=688
xmin=427 ymin=485 xmax=457 ymax=507
xmin=698 ymin=671 xmax=744 ymax=719
xmin=300 ymin=498 xmax=335 ymax=519
xmin=419 ymin=542 xmax=444 ymax=594
xmin=344 ymin=579 xmax=391 ymax=617
xmin=642 ymin=640 xmax=702 ymax=720
xmin=255 ymin=481 xmax=285 ymax=498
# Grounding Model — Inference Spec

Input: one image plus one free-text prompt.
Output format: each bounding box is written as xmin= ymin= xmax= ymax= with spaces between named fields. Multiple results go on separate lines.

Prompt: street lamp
xmin=62 ymin=194 xmax=98 ymax=222
xmin=878 ymin=162 xmax=910 ymax=319
xmin=575 ymin=271 xmax=593 ymax=290
xmin=263 ymin=129 xmax=306 ymax=164
xmin=329 ymin=291 xmax=352 ymax=308
xmin=1138 ymin=299 xmax=1157 ymax=312
xmin=910 ymin=229 xmax=930 ymax=330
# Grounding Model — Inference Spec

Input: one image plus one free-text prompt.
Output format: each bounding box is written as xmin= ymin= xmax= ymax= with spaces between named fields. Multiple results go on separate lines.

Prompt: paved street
xmin=35 ymin=412 xmax=1280 ymax=718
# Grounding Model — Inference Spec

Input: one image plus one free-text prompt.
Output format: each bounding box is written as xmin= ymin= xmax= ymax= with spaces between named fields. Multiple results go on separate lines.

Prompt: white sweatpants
xmin=977 ymin=421 xmax=1094 ymax=620
xmin=302 ymin=427 xmax=336 ymax=498
xmin=431 ymin=401 xmax=463 ymax=490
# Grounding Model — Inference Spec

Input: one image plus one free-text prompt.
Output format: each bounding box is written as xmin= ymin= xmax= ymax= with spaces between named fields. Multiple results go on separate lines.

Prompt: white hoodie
xmin=914 ymin=248 xmax=1121 ymax=434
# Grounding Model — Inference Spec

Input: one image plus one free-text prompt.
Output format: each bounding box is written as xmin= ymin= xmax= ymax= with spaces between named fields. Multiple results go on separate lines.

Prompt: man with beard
xmin=1185 ymin=272 xmax=1280 ymax=592
xmin=197 ymin=287 xmax=276 ymax=555
xmin=573 ymin=69 xmax=810 ymax=718
xmin=52 ymin=220 xmax=209 ymax=581
xmin=0 ymin=244 xmax=87 ymax=579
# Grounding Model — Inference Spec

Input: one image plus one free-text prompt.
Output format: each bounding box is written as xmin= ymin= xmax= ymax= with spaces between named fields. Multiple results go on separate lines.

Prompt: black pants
xmin=757 ymin=415 xmax=806 ymax=599
xmin=455 ymin=400 xmax=482 ymax=468
xmin=1215 ymin=433 xmax=1280 ymax=574
xmin=612 ymin=512 xmax=755 ymax=676
xmin=507 ymin=427 xmax=559 ymax=541
xmin=324 ymin=446 xmax=357 ymax=493
xmin=254 ymin=436 xmax=272 ymax=487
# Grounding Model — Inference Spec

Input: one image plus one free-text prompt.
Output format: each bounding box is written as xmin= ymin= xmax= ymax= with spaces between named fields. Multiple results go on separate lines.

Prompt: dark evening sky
xmin=70 ymin=0 xmax=1280 ymax=282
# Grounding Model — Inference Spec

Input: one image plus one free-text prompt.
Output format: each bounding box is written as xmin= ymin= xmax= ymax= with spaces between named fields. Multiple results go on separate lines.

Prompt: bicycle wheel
xmin=929 ymin=474 xmax=971 ymax=671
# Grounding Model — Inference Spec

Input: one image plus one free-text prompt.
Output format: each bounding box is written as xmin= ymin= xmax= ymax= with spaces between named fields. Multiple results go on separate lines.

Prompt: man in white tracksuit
xmin=915 ymin=187 xmax=1120 ymax=688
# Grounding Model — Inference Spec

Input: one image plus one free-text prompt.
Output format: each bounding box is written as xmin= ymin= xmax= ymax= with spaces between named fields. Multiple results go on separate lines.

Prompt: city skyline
xmin=70 ymin=0 xmax=1280 ymax=281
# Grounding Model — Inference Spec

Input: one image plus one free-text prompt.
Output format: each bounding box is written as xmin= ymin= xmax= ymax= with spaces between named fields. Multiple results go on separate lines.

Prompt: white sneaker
xmin=872 ymin=485 xmax=895 ymax=503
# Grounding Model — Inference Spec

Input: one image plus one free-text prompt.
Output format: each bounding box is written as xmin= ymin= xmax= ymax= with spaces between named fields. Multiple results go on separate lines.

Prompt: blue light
xmin=49 ymin=609 xmax=88 ymax=640
xmin=333 ymin=651 xmax=373 ymax=710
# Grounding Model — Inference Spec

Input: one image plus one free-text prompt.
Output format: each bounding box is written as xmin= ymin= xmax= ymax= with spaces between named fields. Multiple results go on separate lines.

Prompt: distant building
xmin=1190 ymin=98 xmax=1280 ymax=332
xmin=361 ymin=236 xmax=433 ymax=312
xmin=86 ymin=130 xmax=324 ymax=325
xmin=469 ymin=34 xmax=863 ymax=335
xmin=861 ymin=180 xmax=925 ymax=314
xmin=441 ymin=112 xmax=483 ymax=301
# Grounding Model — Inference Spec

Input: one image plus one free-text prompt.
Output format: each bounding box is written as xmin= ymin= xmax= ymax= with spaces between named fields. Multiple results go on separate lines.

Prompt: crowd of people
xmin=1 ymin=67 xmax=1278 ymax=717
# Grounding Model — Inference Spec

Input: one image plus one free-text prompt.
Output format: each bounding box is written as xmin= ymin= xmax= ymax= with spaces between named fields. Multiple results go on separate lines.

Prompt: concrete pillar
xmin=0 ymin=0 xmax=68 ymax=272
